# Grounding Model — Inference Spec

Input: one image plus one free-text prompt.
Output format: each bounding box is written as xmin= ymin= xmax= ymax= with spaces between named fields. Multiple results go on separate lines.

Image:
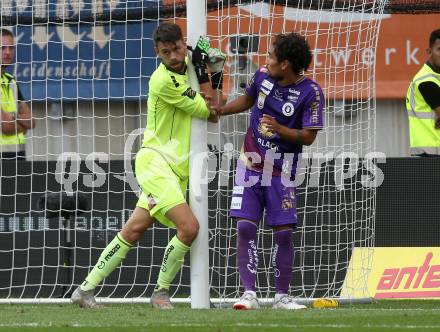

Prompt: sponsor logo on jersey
xmin=289 ymin=88 xmax=301 ymax=96
xmin=260 ymin=87 xmax=271 ymax=95
xmin=282 ymin=102 xmax=295 ymax=116
xmin=258 ymin=122 xmax=275 ymax=139
xmin=257 ymin=92 xmax=266 ymax=109
xmin=261 ymin=79 xmax=274 ymax=91
xmin=181 ymin=87 xmax=197 ymax=99
xmin=287 ymin=95 xmax=298 ymax=102
xmin=311 ymin=84 xmax=321 ymax=101
xmin=310 ymin=101 xmax=320 ymax=124
xmin=257 ymin=137 xmax=279 ymax=151
xmin=273 ymin=89 xmax=283 ymax=101
xmin=97 ymin=260 xmax=106 ymax=269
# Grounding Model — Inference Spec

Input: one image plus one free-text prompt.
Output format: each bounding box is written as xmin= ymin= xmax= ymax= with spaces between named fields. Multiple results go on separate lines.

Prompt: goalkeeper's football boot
xmin=151 ymin=288 xmax=173 ymax=309
xmin=71 ymin=287 xmax=102 ymax=309
xmin=233 ymin=291 xmax=260 ymax=310
xmin=273 ymin=294 xmax=306 ymax=310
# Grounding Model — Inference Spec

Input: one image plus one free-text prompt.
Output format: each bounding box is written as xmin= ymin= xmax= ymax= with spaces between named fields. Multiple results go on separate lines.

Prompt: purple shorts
xmin=229 ymin=166 xmax=297 ymax=227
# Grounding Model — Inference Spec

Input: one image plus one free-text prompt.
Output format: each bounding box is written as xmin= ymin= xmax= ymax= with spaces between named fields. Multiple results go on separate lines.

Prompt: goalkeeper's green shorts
xmin=135 ymin=148 xmax=187 ymax=228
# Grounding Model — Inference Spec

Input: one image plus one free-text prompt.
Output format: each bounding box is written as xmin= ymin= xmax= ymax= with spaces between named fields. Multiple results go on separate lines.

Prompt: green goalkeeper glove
xmin=190 ymin=36 xmax=210 ymax=85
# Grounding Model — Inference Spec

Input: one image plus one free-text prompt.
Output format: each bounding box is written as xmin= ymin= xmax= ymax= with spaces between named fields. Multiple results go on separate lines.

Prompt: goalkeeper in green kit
xmin=71 ymin=23 xmax=225 ymax=309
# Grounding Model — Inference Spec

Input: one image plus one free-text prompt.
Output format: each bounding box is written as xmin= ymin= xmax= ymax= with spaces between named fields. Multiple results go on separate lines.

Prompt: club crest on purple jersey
xmin=281 ymin=102 xmax=295 ymax=116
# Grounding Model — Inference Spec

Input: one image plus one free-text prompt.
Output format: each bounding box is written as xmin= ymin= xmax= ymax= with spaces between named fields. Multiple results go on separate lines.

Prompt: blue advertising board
xmin=3 ymin=1 xmax=161 ymax=101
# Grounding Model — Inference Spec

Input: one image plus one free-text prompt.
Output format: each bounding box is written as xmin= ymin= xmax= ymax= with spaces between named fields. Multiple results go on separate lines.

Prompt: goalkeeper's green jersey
xmin=142 ymin=61 xmax=210 ymax=179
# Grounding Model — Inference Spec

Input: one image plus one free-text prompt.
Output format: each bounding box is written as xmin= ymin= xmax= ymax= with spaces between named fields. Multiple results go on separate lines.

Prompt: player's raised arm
xmin=217 ymin=94 xmax=254 ymax=116
xmin=216 ymin=67 xmax=260 ymax=116
xmin=189 ymin=37 xmax=226 ymax=122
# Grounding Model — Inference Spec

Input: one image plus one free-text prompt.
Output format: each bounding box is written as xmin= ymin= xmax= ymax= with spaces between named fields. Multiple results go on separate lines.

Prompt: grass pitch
xmin=1 ymin=300 xmax=440 ymax=332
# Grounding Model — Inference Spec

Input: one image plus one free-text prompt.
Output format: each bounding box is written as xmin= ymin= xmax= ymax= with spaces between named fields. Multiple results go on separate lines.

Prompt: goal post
xmin=1 ymin=0 xmax=438 ymax=306
xmin=187 ymin=0 xmax=210 ymax=309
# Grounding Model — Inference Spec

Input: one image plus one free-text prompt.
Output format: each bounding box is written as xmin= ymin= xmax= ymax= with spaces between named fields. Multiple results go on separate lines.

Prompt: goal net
xmin=0 ymin=0 xmax=431 ymax=304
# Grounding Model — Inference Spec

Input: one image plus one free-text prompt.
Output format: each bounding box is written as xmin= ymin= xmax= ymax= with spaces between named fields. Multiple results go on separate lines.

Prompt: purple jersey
xmin=241 ymin=67 xmax=324 ymax=178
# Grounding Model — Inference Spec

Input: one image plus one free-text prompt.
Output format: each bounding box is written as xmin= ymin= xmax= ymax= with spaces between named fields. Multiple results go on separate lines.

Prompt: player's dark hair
xmin=429 ymin=29 xmax=440 ymax=48
xmin=273 ymin=32 xmax=312 ymax=74
xmin=153 ymin=23 xmax=183 ymax=45
xmin=1 ymin=28 xmax=14 ymax=39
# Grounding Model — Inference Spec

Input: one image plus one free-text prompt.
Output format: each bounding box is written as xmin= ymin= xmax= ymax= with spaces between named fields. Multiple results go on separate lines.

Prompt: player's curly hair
xmin=153 ymin=22 xmax=183 ymax=45
xmin=273 ymin=32 xmax=312 ymax=75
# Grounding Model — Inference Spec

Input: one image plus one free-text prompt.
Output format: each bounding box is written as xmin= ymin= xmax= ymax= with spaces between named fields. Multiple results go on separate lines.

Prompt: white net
xmin=206 ymin=0 xmax=386 ymax=301
xmin=0 ymin=0 xmax=387 ymax=302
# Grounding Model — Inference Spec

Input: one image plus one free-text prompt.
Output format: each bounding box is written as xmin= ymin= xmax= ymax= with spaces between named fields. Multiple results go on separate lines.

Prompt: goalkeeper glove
xmin=208 ymin=48 xmax=226 ymax=90
xmin=190 ymin=36 xmax=210 ymax=85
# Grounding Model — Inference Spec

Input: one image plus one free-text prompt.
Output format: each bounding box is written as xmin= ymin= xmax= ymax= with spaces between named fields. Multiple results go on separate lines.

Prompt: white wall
xmin=375 ymin=99 xmax=410 ymax=157
xmin=308 ymin=98 xmax=410 ymax=158
xmin=26 ymin=100 xmax=147 ymax=160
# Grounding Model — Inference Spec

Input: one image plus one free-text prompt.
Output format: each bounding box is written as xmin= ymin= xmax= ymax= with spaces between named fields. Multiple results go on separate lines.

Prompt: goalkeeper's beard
xmin=166 ymin=60 xmax=186 ymax=74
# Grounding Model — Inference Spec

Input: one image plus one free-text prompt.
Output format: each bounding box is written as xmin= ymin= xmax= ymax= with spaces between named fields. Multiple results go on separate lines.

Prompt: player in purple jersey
xmin=217 ymin=32 xmax=324 ymax=310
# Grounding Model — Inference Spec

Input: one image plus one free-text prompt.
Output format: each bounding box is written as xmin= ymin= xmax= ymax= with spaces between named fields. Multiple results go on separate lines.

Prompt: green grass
xmin=1 ymin=300 xmax=440 ymax=332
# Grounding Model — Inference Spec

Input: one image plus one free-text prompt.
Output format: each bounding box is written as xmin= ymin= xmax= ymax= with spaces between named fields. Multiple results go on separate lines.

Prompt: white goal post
xmin=187 ymin=0 xmax=210 ymax=309
xmin=0 ymin=0 xmax=414 ymax=306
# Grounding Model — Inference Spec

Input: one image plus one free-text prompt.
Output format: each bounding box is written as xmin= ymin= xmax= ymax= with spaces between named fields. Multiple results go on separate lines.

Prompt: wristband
xmin=194 ymin=62 xmax=210 ymax=85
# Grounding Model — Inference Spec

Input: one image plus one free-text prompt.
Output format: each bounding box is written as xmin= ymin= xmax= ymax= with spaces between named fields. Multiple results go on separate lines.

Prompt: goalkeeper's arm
xmin=190 ymin=37 xmax=214 ymax=104
xmin=190 ymin=37 xmax=227 ymax=122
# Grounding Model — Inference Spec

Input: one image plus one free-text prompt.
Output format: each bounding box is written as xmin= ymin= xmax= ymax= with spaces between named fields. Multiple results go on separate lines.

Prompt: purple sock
xmin=236 ymin=220 xmax=258 ymax=292
xmin=273 ymin=229 xmax=294 ymax=294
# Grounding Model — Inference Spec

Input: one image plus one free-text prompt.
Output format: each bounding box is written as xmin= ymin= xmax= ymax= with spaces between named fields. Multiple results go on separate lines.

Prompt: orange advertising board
xmin=376 ymin=14 xmax=439 ymax=99
xmin=342 ymin=247 xmax=440 ymax=299
xmin=171 ymin=5 xmax=438 ymax=99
